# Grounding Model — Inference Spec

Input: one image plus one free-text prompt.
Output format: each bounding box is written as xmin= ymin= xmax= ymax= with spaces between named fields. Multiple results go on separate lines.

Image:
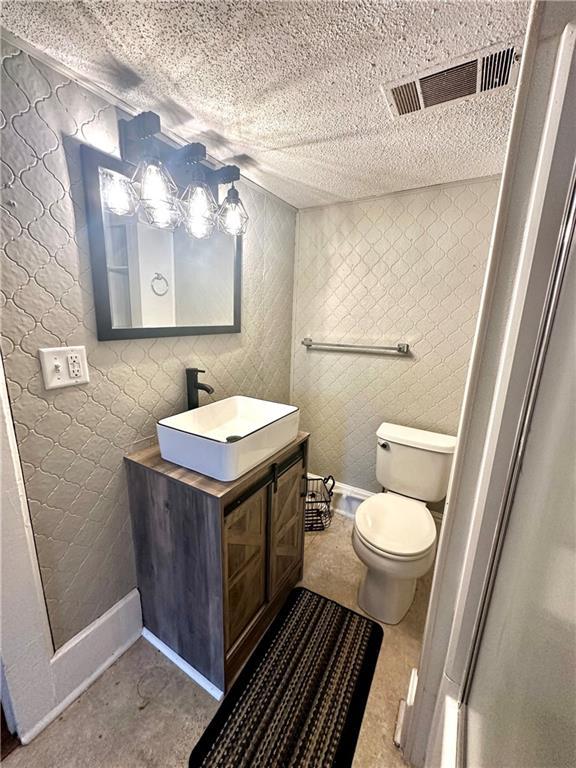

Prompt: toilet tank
xmin=376 ymin=422 xmax=457 ymax=503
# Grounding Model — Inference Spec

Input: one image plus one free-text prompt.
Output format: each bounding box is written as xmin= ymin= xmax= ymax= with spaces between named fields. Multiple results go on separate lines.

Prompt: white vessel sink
xmin=157 ymin=395 xmax=300 ymax=481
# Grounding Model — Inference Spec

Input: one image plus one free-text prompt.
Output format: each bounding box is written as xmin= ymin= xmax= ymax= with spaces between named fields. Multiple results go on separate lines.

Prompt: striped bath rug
xmin=189 ymin=587 xmax=383 ymax=768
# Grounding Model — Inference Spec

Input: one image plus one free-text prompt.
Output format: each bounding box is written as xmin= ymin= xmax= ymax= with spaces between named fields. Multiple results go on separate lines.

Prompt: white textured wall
xmin=291 ymin=179 xmax=499 ymax=491
xmin=0 ymin=42 xmax=296 ymax=648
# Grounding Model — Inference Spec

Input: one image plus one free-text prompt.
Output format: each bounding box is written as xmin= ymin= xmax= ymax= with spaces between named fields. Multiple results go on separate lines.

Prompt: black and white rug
xmin=189 ymin=587 xmax=383 ymax=768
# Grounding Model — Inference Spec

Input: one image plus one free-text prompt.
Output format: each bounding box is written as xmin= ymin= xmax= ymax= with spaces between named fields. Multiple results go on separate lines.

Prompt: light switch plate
xmin=39 ymin=346 xmax=90 ymax=390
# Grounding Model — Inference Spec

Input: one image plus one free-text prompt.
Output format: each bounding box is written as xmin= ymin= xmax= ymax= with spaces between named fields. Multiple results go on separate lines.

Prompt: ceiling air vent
xmin=391 ymin=81 xmax=421 ymax=115
xmin=420 ymin=60 xmax=478 ymax=108
xmin=480 ymin=46 xmax=515 ymax=91
xmin=384 ymin=41 xmax=521 ymax=118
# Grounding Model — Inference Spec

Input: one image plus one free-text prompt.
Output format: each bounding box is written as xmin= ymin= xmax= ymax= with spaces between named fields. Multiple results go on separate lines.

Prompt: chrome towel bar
xmin=301 ymin=338 xmax=410 ymax=355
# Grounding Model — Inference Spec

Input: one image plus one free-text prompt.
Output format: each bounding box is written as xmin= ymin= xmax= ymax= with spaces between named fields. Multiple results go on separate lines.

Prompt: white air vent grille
xmin=420 ymin=60 xmax=478 ymax=108
xmin=480 ymin=46 xmax=515 ymax=91
xmin=391 ymin=81 xmax=421 ymax=115
xmin=384 ymin=42 xmax=521 ymax=118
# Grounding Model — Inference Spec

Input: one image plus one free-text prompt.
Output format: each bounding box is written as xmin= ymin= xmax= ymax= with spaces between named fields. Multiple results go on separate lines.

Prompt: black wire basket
xmin=304 ymin=475 xmax=335 ymax=532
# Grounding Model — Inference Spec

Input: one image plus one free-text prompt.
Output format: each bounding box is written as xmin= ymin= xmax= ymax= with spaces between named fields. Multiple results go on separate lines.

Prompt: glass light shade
xmin=181 ymin=183 xmax=217 ymax=239
xmin=100 ymin=168 xmax=136 ymax=216
xmin=217 ymin=185 xmax=249 ymax=236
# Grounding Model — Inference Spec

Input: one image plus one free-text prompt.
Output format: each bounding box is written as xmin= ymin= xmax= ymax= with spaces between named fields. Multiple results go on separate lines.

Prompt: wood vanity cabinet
xmin=125 ymin=432 xmax=308 ymax=693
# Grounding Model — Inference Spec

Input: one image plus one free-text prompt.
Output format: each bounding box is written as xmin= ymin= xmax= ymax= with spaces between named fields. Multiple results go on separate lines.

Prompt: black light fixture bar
xmin=118 ymin=111 xmax=162 ymax=163
xmin=118 ymin=111 xmax=240 ymax=191
xmin=171 ymin=142 xmax=207 ymax=165
xmin=211 ymin=165 xmax=241 ymax=186
xmin=119 ymin=111 xmax=161 ymax=141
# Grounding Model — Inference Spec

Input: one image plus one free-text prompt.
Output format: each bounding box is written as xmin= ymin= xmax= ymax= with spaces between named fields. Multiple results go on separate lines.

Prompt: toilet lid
xmin=356 ymin=493 xmax=436 ymax=557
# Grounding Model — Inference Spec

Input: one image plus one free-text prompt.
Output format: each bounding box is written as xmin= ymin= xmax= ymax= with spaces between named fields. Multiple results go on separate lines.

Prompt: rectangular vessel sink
xmin=157 ymin=395 xmax=300 ymax=481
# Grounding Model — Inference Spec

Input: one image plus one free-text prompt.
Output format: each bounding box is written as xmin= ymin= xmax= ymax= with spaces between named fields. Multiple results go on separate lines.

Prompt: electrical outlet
xmin=39 ymin=346 xmax=90 ymax=390
xmin=67 ymin=352 xmax=82 ymax=379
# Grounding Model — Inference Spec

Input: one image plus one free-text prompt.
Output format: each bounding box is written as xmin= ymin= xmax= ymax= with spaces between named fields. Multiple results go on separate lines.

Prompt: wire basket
xmin=304 ymin=475 xmax=335 ymax=532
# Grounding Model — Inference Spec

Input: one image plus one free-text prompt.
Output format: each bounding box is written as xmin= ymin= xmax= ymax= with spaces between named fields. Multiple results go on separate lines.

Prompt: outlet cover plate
xmin=39 ymin=346 xmax=90 ymax=390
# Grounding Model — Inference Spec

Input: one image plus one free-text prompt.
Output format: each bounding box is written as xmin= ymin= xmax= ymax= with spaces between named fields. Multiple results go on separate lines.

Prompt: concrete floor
xmin=6 ymin=513 xmax=431 ymax=768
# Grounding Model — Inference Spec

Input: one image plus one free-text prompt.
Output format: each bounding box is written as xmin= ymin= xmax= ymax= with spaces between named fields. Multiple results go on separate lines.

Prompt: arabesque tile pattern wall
xmin=0 ymin=43 xmax=296 ymax=648
xmin=291 ymin=180 xmax=499 ymax=492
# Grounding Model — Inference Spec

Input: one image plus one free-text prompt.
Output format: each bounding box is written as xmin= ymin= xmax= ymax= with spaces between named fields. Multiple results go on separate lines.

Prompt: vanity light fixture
xmin=180 ymin=165 xmax=218 ymax=239
xmin=133 ymin=159 xmax=182 ymax=230
xmin=110 ymin=111 xmax=248 ymax=237
xmin=181 ymin=184 xmax=217 ymax=239
xmin=137 ymin=160 xmax=176 ymax=205
xmin=140 ymin=198 xmax=182 ymax=230
xmin=218 ymin=183 xmax=249 ymax=236
xmin=100 ymin=168 xmax=137 ymax=216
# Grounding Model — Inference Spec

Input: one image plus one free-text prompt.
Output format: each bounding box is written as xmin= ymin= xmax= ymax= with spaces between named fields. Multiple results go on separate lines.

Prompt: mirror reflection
xmin=99 ymin=168 xmax=236 ymax=329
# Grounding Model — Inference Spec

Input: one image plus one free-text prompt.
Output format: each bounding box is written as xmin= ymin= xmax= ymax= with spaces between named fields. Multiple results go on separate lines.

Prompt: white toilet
xmin=352 ymin=422 xmax=456 ymax=624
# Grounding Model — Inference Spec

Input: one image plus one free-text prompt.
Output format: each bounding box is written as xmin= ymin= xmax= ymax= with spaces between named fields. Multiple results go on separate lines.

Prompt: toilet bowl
xmin=351 ymin=422 xmax=456 ymax=624
xmin=352 ymin=492 xmax=436 ymax=624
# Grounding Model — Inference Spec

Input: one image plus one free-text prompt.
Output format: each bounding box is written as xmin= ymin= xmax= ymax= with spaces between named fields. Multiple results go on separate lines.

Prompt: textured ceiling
xmin=0 ymin=0 xmax=530 ymax=208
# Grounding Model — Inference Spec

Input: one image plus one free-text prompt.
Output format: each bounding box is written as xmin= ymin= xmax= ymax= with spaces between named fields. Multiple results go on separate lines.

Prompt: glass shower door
xmin=464 ymin=208 xmax=575 ymax=768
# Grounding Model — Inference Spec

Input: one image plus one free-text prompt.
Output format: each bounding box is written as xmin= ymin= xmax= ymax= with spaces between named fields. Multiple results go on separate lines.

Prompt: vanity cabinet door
xmin=269 ymin=460 xmax=305 ymax=599
xmin=223 ymin=486 xmax=267 ymax=650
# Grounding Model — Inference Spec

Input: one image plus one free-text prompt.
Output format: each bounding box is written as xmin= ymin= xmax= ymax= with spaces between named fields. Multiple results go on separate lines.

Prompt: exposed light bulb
xmin=139 ymin=161 xmax=175 ymax=204
xmin=140 ymin=199 xmax=182 ymax=230
xmin=186 ymin=185 xmax=215 ymax=219
xmin=217 ymin=184 xmax=249 ymax=236
xmin=220 ymin=204 xmax=244 ymax=235
xmin=100 ymin=169 xmax=135 ymax=216
xmin=182 ymin=183 xmax=217 ymax=239
xmin=135 ymin=160 xmax=181 ymax=230
xmin=186 ymin=214 xmax=215 ymax=239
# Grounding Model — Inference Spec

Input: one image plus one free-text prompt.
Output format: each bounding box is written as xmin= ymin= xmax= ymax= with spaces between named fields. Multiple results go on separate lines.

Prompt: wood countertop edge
xmin=124 ymin=431 xmax=310 ymax=500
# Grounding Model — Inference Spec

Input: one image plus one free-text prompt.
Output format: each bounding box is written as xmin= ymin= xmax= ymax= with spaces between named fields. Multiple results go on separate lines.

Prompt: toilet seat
xmin=355 ymin=493 xmax=436 ymax=558
xmin=354 ymin=528 xmax=434 ymax=562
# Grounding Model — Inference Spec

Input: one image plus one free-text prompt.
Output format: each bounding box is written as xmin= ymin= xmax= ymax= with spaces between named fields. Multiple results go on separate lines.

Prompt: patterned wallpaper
xmin=291 ymin=179 xmax=499 ymax=492
xmin=0 ymin=42 xmax=296 ymax=648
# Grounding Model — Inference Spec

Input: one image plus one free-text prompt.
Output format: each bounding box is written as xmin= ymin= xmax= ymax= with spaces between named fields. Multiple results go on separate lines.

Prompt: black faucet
xmin=186 ymin=368 xmax=215 ymax=410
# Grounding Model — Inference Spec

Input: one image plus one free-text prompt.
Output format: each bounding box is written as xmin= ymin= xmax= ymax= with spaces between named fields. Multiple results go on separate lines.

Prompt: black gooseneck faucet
xmin=186 ymin=368 xmax=215 ymax=410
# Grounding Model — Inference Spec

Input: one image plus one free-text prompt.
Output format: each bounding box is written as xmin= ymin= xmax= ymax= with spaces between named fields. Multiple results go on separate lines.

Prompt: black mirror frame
xmin=80 ymin=143 xmax=242 ymax=341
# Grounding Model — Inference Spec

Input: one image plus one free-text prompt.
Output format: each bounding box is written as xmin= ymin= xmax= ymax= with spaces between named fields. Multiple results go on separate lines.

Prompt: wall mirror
xmin=81 ymin=144 xmax=242 ymax=340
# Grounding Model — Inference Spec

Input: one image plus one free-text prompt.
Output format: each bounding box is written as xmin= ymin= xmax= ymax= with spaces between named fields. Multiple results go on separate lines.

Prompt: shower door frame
xmin=400 ymin=15 xmax=576 ymax=768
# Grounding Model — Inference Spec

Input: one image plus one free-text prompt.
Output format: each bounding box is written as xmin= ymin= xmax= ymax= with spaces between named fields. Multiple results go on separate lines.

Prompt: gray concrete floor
xmin=6 ymin=513 xmax=431 ymax=768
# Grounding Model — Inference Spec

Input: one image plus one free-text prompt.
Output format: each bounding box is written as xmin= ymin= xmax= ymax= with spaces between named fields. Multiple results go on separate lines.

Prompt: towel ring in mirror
xmin=151 ymin=272 xmax=169 ymax=297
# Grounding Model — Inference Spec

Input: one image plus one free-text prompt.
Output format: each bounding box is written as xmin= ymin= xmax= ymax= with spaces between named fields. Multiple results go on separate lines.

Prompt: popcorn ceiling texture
xmin=0 ymin=42 xmax=296 ymax=648
xmin=0 ymin=0 xmax=529 ymax=208
xmin=291 ymin=179 xmax=499 ymax=492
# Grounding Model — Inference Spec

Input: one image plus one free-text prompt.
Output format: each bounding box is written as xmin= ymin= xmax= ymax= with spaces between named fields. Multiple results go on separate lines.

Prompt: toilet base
xmin=358 ymin=569 xmax=417 ymax=625
xmin=352 ymin=526 xmax=435 ymax=625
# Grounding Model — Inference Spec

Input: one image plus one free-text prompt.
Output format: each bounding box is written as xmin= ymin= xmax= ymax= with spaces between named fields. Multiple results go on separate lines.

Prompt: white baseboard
xmin=142 ymin=629 xmax=224 ymax=701
xmin=398 ymin=667 xmax=419 ymax=750
xmin=317 ymin=476 xmax=444 ymax=526
xmin=20 ymin=589 xmax=142 ymax=744
xmin=332 ymin=480 xmax=373 ymax=518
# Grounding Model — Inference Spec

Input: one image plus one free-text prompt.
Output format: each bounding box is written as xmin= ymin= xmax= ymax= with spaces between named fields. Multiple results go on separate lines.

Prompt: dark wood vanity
xmin=125 ymin=432 xmax=309 ymax=693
